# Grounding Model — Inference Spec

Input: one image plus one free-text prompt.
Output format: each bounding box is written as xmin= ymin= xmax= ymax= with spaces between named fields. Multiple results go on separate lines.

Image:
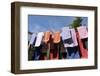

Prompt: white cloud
xmin=30 ymin=24 xmax=47 ymax=33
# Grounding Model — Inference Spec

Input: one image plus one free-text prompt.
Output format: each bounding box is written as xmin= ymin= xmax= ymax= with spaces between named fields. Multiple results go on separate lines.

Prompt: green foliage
xmin=71 ymin=17 xmax=82 ymax=29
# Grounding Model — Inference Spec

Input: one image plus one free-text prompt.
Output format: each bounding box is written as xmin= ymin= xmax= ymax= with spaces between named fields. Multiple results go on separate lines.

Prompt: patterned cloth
xmin=70 ymin=29 xmax=78 ymax=47
xmin=77 ymin=26 xmax=88 ymax=39
xmin=61 ymin=27 xmax=71 ymax=40
xmin=61 ymin=27 xmax=73 ymax=47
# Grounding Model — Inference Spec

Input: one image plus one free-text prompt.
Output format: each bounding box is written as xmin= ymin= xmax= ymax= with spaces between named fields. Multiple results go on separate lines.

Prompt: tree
xmin=71 ymin=17 xmax=82 ymax=29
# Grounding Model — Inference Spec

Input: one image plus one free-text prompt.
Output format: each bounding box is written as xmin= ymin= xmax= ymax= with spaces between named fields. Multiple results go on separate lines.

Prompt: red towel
xmin=76 ymin=32 xmax=88 ymax=58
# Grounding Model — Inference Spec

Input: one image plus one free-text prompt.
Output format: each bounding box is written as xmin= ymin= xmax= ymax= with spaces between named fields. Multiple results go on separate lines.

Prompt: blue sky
xmin=28 ymin=15 xmax=88 ymax=33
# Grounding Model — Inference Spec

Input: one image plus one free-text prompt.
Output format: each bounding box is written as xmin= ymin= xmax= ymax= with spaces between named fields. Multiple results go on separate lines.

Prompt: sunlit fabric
xmin=35 ymin=32 xmax=44 ymax=47
xmin=77 ymin=26 xmax=88 ymax=39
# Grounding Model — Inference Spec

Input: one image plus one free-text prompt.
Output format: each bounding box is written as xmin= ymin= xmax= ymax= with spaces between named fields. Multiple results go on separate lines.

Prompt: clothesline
xmin=28 ymin=25 xmax=88 ymax=60
xmin=29 ymin=25 xmax=88 ymax=47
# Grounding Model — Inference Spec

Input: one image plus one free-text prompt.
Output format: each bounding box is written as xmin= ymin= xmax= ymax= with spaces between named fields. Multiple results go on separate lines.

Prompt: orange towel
xmin=43 ymin=31 xmax=51 ymax=43
xmin=53 ymin=32 xmax=61 ymax=43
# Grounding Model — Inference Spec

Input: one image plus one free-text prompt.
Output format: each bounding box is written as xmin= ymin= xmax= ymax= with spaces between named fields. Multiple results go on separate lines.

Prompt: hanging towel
xmin=76 ymin=32 xmax=88 ymax=58
xmin=29 ymin=33 xmax=36 ymax=45
xmin=43 ymin=31 xmax=51 ymax=43
xmin=53 ymin=32 xmax=61 ymax=44
xmin=70 ymin=29 xmax=78 ymax=47
xmin=61 ymin=27 xmax=73 ymax=47
xmin=48 ymin=33 xmax=59 ymax=60
xmin=77 ymin=26 xmax=88 ymax=39
xmin=35 ymin=32 xmax=44 ymax=47
xmin=64 ymin=30 xmax=80 ymax=59
xmin=42 ymin=32 xmax=52 ymax=60
xmin=61 ymin=27 xmax=71 ymax=40
xmin=53 ymin=32 xmax=61 ymax=59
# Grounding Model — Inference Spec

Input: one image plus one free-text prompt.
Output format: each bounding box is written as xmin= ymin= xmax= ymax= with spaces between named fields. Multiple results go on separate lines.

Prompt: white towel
xmin=64 ymin=43 xmax=74 ymax=48
xmin=29 ymin=33 xmax=36 ymax=45
xmin=70 ymin=29 xmax=78 ymax=47
xmin=35 ymin=32 xmax=44 ymax=47
xmin=77 ymin=26 xmax=88 ymax=39
xmin=61 ymin=27 xmax=71 ymax=40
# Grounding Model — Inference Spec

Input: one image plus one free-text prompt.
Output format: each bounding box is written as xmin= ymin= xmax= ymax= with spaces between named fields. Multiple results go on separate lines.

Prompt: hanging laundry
xmin=28 ymin=33 xmax=36 ymax=49
xmin=29 ymin=33 xmax=36 ymax=45
xmin=53 ymin=32 xmax=61 ymax=44
xmin=43 ymin=31 xmax=51 ymax=43
xmin=61 ymin=27 xmax=71 ymax=40
xmin=28 ymin=33 xmax=37 ymax=60
xmin=77 ymin=26 xmax=88 ymax=39
xmin=70 ymin=29 xmax=78 ymax=47
xmin=61 ymin=27 xmax=73 ymax=47
xmin=40 ymin=42 xmax=47 ymax=60
xmin=59 ymin=38 xmax=66 ymax=59
xmin=64 ymin=29 xmax=80 ymax=59
xmin=31 ymin=32 xmax=44 ymax=60
xmin=76 ymin=32 xmax=88 ymax=58
xmin=28 ymin=25 xmax=88 ymax=60
xmin=81 ymin=38 xmax=88 ymax=50
xmin=61 ymin=27 xmax=71 ymax=59
xmin=67 ymin=47 xmax=80 ymax=59
xmin=32 ymin=45 xmax=43 ymax=60
xmin=35 ymin=32 xmax=44 ymax=47
xmin=41 ymin=31 xmax=51 ymax=60
xmin=28 ymin=46 xmax=35 ymax=60
xmin=49 ymin=34 xmax=55 ymax=59
xmin=61 ymin=28 xmax=80 ymax=59
xmin=50 ymin=45 xmax=59 ymax=59
xmin=49 ymin=32 xmax=61 ymax=59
